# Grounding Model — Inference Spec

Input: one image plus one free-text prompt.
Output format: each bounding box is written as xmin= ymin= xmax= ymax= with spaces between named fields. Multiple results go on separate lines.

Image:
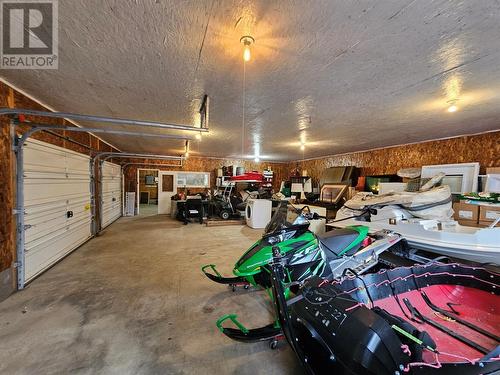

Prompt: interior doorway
xmin=137 ymin=169 xmax=159 ymax=216
xmin=158 ymin=171 xmax=177 ymax=215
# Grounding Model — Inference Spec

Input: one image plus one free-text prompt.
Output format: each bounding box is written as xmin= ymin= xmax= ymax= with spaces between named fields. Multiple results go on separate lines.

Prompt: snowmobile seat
xmin=317 ymin=228 xmax=362 ymax=258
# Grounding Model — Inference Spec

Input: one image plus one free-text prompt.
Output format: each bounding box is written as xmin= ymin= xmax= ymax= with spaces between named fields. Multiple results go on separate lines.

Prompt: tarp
xmin=343 ymin=185 xmax=453 ymax=220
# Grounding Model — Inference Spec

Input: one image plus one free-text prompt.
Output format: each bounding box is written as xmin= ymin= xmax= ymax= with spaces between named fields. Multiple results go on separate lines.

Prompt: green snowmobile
xmin=202 ymin=202 xmax=331 ymax=291
xmin=202 ymin=201 xmax=402 ymax=344
xmin=202 ymin=200 xmax=401 ymax=292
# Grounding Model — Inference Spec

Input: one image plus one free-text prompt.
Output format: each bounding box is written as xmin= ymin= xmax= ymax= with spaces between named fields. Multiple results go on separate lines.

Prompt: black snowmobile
xmin=267 ymin=247 xmax=500 ymax=374
xmin=213 ymin=202 xmax=403 ymax=346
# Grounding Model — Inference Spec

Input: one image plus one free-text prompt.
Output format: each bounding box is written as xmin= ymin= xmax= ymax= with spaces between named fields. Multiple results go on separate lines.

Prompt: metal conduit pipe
xmin=15 ymin=122 xmax=196 ymax=140
xmin=0 ymin=107 xmax=209 ymax=132
xmin=13 ymin=126 xmax=25 ymax=289
xmin=121 ymin=162 xmax=183 ymax=170
xmin=99 ymin=153 xmax=183 ymax=161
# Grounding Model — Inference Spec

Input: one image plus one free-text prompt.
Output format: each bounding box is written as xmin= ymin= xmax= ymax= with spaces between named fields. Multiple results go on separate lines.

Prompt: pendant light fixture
xmin=240 ymin=35 xmax=255 ymax=62
xmin=240 ymin=35 xmax=255 ymax=160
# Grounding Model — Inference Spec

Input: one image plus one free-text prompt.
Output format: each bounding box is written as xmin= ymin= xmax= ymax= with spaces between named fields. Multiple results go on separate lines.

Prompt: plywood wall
xmin=297 ymin=132 xmax=500 ymax=185
xmin=0 ymin=84 xmax=14 ymax=273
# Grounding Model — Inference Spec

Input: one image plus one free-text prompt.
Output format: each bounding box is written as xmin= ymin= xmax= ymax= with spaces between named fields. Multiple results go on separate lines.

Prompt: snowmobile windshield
xmin=264 ymin=202 xmax=305 ymax=236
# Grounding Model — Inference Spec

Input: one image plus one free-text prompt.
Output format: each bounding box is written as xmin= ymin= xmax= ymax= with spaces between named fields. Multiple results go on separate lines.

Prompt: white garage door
xmin=101 ymin=161 xmax=122 ymax=229
xmin=23 ymin=139 xmax=92 ymax=283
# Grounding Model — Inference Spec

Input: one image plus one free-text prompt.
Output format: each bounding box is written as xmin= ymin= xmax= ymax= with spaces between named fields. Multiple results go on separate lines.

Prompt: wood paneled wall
xmin=297 ymin=132 xmax=500 ymax=185
xmin=0 ymin=84 xmax=14 ymax=273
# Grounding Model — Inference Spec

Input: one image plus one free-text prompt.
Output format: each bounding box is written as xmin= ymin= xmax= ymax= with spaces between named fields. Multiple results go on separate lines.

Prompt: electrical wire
xmin=384 ymin=271 xmax=418 ymax=322
xmin=241 ymin=59 xmax=246 ymax=158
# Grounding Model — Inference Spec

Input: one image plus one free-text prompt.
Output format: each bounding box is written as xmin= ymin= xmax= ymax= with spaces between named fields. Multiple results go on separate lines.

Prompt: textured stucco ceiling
xmin=2 ymin=0 xmax=500 ymax=161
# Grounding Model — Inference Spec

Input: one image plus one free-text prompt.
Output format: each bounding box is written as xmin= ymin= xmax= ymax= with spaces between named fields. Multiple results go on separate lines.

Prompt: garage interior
xmin=0 ymin=1 xmax=499 ymax=374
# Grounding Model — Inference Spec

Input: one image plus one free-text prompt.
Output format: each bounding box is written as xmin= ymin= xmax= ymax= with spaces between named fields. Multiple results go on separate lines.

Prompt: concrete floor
xmin=0 ymin=216 xmax=302 ymax=374
xmin=138 ymin=204 xmax=159 ymax=217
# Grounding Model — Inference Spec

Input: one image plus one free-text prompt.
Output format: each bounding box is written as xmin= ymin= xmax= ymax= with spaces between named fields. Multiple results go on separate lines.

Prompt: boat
xmin=270 ymin=248 xmax=500 ymax=374
xmin=332 ymin=186 xmax=500 ymax=265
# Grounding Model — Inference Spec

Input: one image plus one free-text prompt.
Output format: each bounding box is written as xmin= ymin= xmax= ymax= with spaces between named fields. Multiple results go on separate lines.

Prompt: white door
xmin=101 ymin=161 xmax=122 ymax=228
xmin=23 ymin=139 xmax=92 ymax=283
xmin=158 ymin=171 xmax=176 ymax=214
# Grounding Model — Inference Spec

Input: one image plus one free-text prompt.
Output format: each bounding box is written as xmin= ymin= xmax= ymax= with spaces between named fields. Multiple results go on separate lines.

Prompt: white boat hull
xmin=330 ymin=219 xmax=500 ymax=265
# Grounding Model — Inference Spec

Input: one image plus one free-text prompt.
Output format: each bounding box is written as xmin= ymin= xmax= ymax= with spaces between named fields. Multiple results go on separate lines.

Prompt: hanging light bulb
xmin=195 ymin=132 xmax=202 ymax=140
xmin=300 ymin=143 xmax=305 ymax=151
xmin=446 ymin=99 xmax=459 ymax=113
xmin=254 ymin=157 xmax=260 ymax=162
xmin=243 ymin=45 xmax=251 ymax=62
xmin=240 ymin=36 xmax=254 ymax=62
xmin=184 ymin=140 xmax=189 ymax=157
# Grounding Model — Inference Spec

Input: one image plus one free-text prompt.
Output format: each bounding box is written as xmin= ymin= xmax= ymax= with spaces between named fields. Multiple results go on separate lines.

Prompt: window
xmin=162 ymin=174 xmax=174 ymax=192
xmin=176 ymin=172 xmax=210 ymax=188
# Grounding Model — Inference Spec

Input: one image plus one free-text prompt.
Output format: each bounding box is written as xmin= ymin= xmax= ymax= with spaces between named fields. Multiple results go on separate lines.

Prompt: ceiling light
xmin=240 ymin=35 xmax=254 ymax=62
xmin=184 ymin=151 xmax=189 ymax=158
xmin=195 ymin=132 xmax=202 ymax=140
xmin=254 ymin=157 xmax=260 ymax=162
xmin=446 ymin=99 xmax=459 ymax=113
xmin=300 ymin=144 xmax=305 ymax=151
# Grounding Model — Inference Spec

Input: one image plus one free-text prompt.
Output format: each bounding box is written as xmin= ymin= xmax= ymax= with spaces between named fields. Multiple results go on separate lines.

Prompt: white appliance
xmin=245 ymin=199 xmax=272 ymax=229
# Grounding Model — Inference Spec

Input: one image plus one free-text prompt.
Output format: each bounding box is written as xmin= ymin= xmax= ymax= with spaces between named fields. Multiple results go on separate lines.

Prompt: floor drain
xmin=202 ymin=305 xmax=214 ymax=313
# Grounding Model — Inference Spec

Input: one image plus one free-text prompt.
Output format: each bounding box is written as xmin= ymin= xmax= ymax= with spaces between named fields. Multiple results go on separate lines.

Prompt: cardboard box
xmin=486 ymin=167 xmax=500 ymax=174
xmin=457 ymin=219 xmax=480 ymax=227
xmin=478 ymin=220 xmax=496 ymax=228
xmin=479 ymin=204 xmax=500 ymax=222
xmin=452 ymin=201 xmax=479 ymax=222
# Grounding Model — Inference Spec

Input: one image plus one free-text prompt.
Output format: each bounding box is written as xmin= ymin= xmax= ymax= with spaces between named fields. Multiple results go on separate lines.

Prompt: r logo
xmin=3 ymin=2 xmax=53 ymax=54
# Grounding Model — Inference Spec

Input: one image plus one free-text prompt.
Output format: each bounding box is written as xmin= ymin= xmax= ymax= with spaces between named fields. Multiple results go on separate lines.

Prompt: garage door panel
xmin=101 ymin=161 xmax=122 ymax=228
xmin=25 ymin=221 xmax=92 ymax=281
xmin=24 ymin=142 xmax=68 ymax=170
xmin=25 ymin=178 xmax=90 ymax=206
xmin=65 ymin=156 xmax=91 ymax=172
xmin=25 ymin=206 xmax=91 ymax=244
xmin=23 ymin=139 xmax=92 ymax=283
xmin=25 ymin=217 xmax=90 ymax=252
